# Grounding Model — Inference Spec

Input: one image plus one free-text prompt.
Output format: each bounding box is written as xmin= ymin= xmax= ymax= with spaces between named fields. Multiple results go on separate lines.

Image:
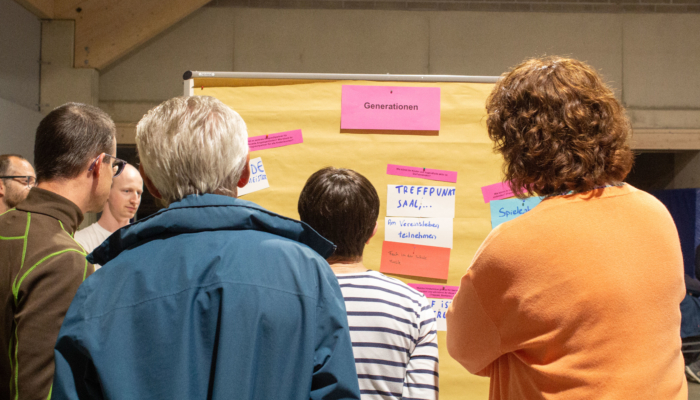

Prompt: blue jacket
xmin=52 ymin=194 xmax=361 ymax=400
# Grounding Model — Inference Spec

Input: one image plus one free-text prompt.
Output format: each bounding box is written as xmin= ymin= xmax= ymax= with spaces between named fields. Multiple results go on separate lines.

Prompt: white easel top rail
xmin=183 ymin=70 xmax=500 ymax=96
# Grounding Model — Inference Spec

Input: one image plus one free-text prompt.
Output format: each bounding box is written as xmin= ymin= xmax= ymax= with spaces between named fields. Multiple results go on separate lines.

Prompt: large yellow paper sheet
xmin=197 ymin=80 xmax=501 ymax=400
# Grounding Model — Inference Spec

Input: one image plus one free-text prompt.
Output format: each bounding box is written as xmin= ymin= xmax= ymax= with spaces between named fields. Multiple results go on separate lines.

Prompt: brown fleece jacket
xmin=0 ymin=188 xmax=94 ymax=400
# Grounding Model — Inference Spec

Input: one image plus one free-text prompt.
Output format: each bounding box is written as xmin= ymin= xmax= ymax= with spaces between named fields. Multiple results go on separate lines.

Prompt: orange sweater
xmin=447 ymin=184 xmax=687 ymax=399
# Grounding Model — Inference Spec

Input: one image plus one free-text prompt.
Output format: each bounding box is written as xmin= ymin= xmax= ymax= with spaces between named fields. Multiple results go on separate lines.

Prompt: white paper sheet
xmin=427 ymin=298 xmax=452 ymax=331
xmin=238 ymin=157 xmax=269 ymax=196
xmin=385 ymin=217 xmax=453 ymax=249
xmin=386 ymin=185 xmax=456 ymax=218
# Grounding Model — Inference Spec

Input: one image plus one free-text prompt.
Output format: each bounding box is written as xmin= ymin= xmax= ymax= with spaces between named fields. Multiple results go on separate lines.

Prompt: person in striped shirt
xmin=299 ymin=167 xmax=439 ymax=400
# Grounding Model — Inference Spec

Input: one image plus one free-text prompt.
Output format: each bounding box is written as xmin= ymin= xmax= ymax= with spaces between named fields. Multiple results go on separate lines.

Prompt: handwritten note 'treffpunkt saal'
xmin=386 ymin=185 xmax=456 ymax=218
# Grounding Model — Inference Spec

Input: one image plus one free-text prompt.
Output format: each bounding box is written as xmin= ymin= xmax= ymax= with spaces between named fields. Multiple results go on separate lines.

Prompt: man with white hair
xmin=74 ymin=163 xmax=143 ymax=266
xmin=52 ymin=96 xmax=361 ymax=400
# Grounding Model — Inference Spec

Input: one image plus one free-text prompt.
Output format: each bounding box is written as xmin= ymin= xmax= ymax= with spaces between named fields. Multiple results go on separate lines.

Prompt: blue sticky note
xmin=490 ymin=196 xmax=544 ymax=229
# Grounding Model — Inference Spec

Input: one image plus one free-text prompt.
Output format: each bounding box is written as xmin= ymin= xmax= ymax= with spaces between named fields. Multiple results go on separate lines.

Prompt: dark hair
xmin=486 ymin=56 xmax=633 ymax=197
xmin=0 ymin=154 xmax=26 ymax=176
xmin=298 ymin=167 xmax=380 ymax=261
xmin=34 ymin=103 xmax=116 ymax=183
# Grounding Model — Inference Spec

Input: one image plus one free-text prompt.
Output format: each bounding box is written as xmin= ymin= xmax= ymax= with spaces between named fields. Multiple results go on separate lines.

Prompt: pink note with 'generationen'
xmin=387 ymin=164 xmax=457 ymax=183
xmin=481 ymin=181 xmax=517 ymax=203
xmin=407 ymin=284 xmax=459 ymax=300
xmin=340 ymin=85 xmax=441 ymax=131
xmin=248 ymin=129 xmax=303 ymax=152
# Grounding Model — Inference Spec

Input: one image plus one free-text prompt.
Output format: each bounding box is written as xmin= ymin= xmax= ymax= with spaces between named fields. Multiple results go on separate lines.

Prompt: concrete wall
xmin=0 ymin=0 xmax=41 ymax=160
xmin=0 ymin=97 xmax=42 ymax=161
xmin=95 ymin=8 xmax=700 ymax=188
xmin=99 ymin=8 xmax=700 ymax=124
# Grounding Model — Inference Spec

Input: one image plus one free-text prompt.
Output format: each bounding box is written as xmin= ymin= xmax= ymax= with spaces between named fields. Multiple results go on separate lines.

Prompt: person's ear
xmin=0 ymin=180 xmax=5 ymax=198
xmin=89 ymin=154 xmax=104 ymax=178
xmin=236 ymin=154 xmax=251 ymax=189
xmin=366 ymin=221 xmax=378 ymax=244
xmin=139 ymin=164 xmax=162 ymax=199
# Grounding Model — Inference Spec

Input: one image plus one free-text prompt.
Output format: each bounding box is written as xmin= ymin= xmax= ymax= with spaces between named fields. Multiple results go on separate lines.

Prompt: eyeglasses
xmin=0 ymin=176 xmax=37 ymax=188
xmin=88 ymin=153 xmax=127 ymax=177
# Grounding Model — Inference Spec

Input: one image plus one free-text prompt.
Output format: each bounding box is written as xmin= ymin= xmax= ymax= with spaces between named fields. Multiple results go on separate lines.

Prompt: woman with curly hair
xmin=447 ymin=57 xmax=687 ymax=399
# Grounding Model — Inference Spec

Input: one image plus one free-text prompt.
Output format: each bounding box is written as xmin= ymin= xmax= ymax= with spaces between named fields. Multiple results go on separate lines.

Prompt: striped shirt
xmin=337 ymin=270 xmax=439 ymax=400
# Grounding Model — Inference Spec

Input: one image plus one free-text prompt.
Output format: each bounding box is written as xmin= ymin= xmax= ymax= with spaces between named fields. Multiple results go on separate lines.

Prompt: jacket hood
xmin=89 ymin=194 xmax=335 ymax=265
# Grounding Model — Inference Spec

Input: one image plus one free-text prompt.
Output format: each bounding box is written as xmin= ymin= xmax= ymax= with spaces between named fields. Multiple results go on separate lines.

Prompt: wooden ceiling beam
xmin=59 ymin=0 xmax=210 ymax=70
xmin=53 ymin=0 xmax=87 ymax=17
xmin=14 ymin=0 xmax=53 ymax=18
xmin=15 ymin=0 xmax=209 ymax=71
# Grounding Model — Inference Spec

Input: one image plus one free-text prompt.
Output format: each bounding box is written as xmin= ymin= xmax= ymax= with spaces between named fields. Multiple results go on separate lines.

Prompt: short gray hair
xmin=136 ymin=96 xmax=249 ymax=205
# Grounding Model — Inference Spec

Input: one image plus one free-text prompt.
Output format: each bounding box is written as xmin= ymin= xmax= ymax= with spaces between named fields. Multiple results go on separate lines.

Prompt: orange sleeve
xmin=446 ymin=268 xmax=502 ymax=376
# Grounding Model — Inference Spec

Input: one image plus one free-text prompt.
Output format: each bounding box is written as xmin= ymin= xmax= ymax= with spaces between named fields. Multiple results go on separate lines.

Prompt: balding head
xmin=105 ymin=163 xmax=143 ymax=222
xmin=0 ymin=155 xmax=36 ymax=213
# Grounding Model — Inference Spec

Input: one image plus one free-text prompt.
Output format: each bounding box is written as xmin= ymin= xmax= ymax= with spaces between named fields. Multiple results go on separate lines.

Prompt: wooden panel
xmin=14 ymin=0 xmax=53 ymax=18
xmin=55 ymin=0 xmax=209 ymax=70
xmin=631 ymin=129 xmax=700 ymax=150
xmin=53 ymin=0 xmax=87 ymax=17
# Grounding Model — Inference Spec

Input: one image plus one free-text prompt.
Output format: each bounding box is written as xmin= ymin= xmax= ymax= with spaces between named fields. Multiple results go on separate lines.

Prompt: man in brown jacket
xmin=0 ymin=103 xmax=123 ymax=399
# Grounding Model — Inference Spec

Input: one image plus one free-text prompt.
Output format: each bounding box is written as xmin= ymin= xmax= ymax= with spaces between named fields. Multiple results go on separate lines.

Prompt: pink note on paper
xmin=340 ymin=85 xmax=440 ymax=131
xmin=407 ymin=284 xmax=459 ymax=300
xmin=481 ymin=181 xmax=517 ymax=203
xmin=387 ymin=164 xmax=457 ymax=183
xmin=248 ymin=129 xmax=303 ymax=152
xmin=380 ymin=241 xmax=450 ymax=280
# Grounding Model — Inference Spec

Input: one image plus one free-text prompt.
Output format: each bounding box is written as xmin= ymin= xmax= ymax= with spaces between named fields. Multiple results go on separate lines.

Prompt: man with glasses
xmin=0 ymin=154 xmax=36 ymax=214
xmin=0 ymin=103 xmax=118 ymax=400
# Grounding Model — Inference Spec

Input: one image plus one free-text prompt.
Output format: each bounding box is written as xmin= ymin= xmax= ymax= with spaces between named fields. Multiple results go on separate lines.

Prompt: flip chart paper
xmin=340 ymin=85 xmax=440 ymax=131
xmin=481 ymin=181 xmax=518 ymax=203
xmin=385 ymin=217 xmax=453 ymax=249
xmin=386 ymin=185 xmax=456 ymax=218
xmin=248 ymin=129 xmax=303 ymax=152
xmin=490 ymin=196 xmax=544 ymax=229
xmin=387 ymin=164 xmax=457 ymax=183
xmin=407 ymin=283 xmax=459 ymax=300
xmin=380 ymin=241 xmax=450 ymax=280
xmin=237 ymin=157 xmax=269 ymax=196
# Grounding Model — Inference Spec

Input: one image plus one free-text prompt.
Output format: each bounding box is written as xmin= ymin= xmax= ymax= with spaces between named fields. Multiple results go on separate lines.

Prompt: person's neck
xmin=0 ymin=201 xmax=9 ymax=215
xmin=36 ymin=180 xmax=91 ymax=214
xmin=97 ymin=207 xmax=129 ymax=233
xmin=328 ymin=258 xmax=369 ymax=275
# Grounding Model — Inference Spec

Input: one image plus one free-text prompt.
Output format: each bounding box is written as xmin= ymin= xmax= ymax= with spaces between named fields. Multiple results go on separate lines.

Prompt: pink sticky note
xmin=481 ymin=181 xmax=517 ymax=203
xmin=387 ymin=164 xmax=457 ymax=183
xmin=340 ymin=85 xmax=440 ymax=132
xmin=249 ymin=129 xmax=303 ymax=152
xmin=407 ymin=284 xmax=459 ymax=300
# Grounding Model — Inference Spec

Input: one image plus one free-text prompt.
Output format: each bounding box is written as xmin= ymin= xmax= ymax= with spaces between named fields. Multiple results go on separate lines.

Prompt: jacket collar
xmin=16 ymin=187 xmax=84 ymax=234
xmin=89 ymin=194 xmax=336 ymax=265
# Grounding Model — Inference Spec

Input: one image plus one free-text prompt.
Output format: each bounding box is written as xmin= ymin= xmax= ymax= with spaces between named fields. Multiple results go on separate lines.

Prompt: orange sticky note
xmin=380 ymin=241 xmax=450 ymax=280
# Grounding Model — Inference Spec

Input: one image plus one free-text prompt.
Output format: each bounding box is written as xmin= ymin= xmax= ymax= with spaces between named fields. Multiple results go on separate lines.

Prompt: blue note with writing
xmin=490 ymin=196 xmax=544 ymax=229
